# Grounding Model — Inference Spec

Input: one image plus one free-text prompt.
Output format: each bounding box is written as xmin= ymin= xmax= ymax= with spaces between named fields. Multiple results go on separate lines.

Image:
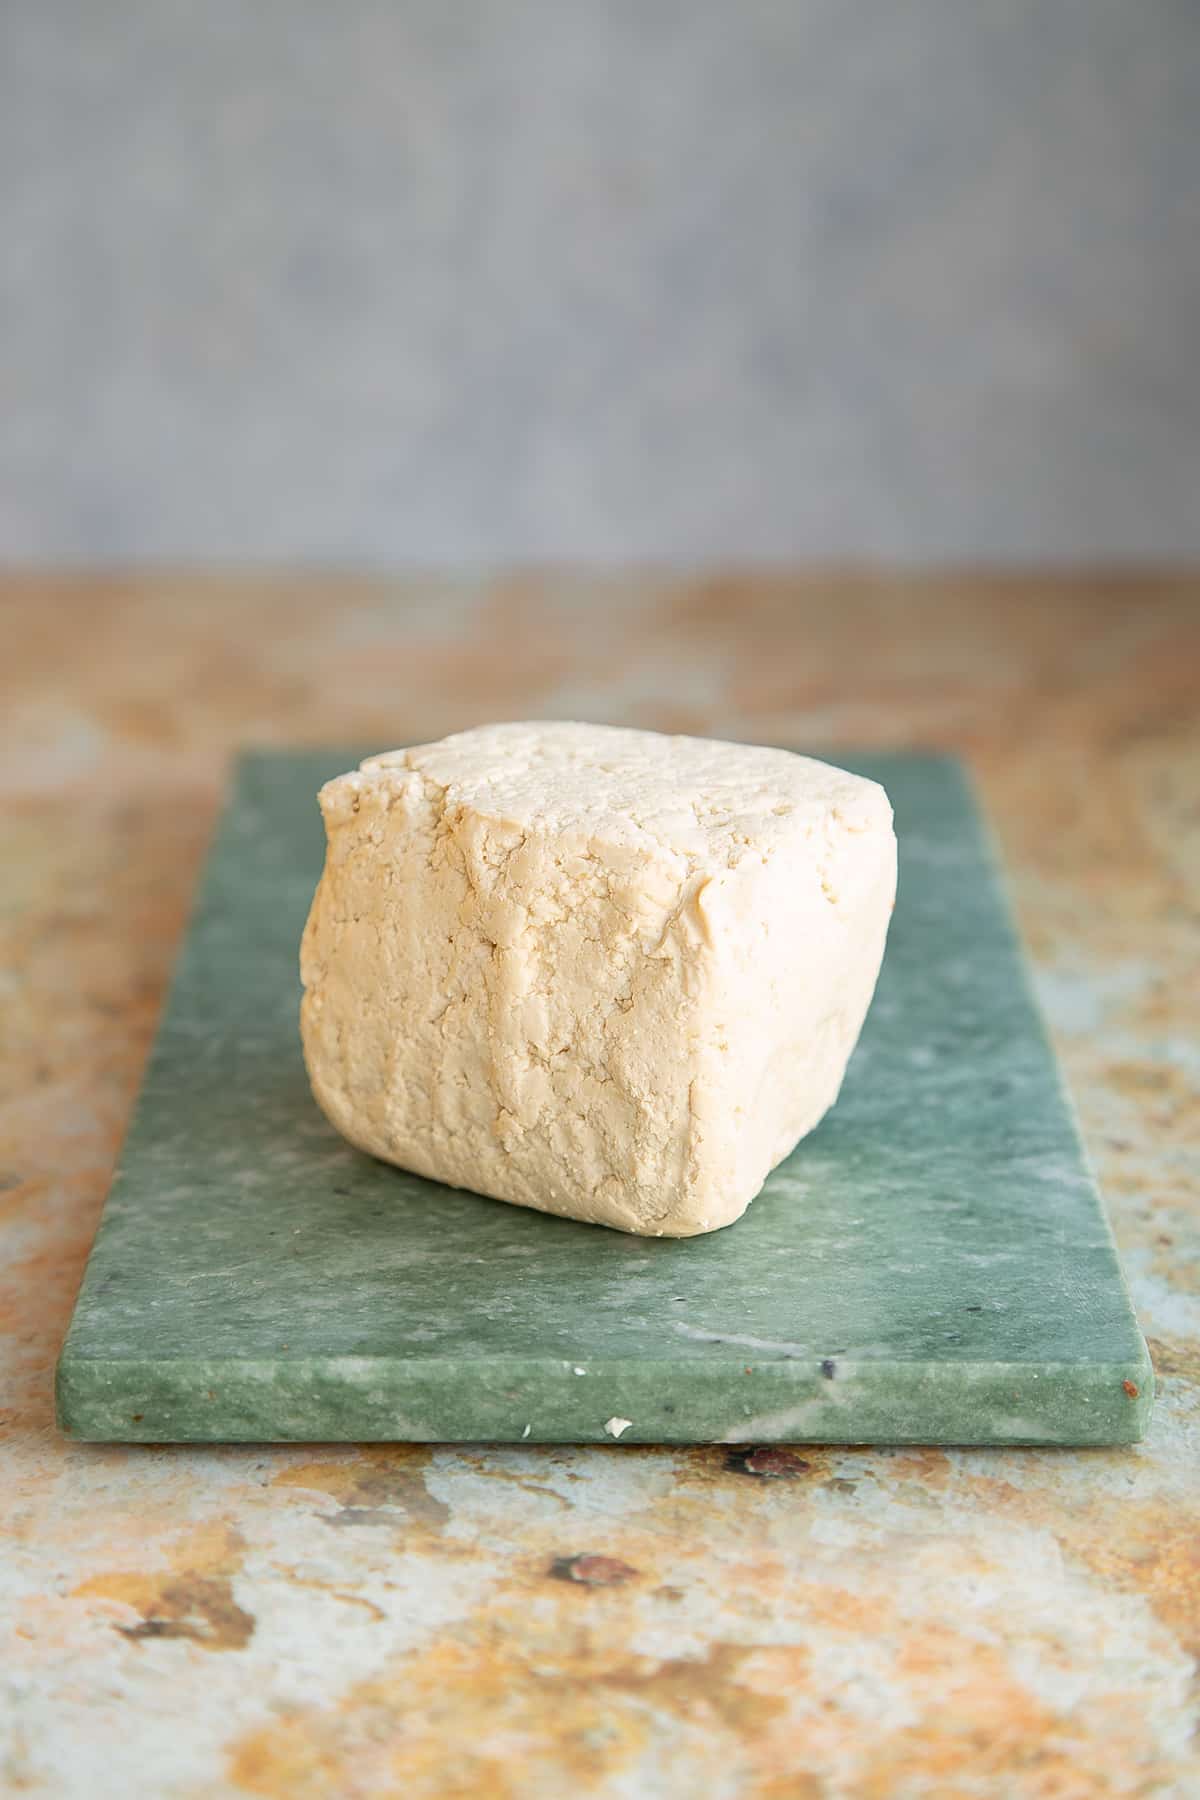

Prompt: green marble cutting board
xmin=56 ymin=750 xmax=1153 ymax=1446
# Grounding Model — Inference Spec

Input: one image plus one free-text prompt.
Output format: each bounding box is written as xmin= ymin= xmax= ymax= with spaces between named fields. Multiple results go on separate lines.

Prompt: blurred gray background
xmin=3 ymin=0 xmax=1198 ymax=564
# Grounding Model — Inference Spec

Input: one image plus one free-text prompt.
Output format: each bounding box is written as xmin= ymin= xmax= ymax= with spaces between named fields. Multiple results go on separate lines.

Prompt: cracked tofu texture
xmin=300 ymin=722 xmax=896 ymax=1236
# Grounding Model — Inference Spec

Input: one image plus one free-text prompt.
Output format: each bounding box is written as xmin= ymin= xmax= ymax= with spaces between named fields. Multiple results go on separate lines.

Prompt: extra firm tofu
xmin=300 ymin=722 xmax=896 ymax=1236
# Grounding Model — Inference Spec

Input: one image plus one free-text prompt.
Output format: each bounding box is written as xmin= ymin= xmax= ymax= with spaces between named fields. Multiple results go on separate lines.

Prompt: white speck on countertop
xmin=604 ymin=1416 xmax=633 ymax=1438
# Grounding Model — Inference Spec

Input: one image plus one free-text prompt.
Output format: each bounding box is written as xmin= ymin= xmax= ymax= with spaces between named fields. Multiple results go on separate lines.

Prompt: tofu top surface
xmin=329 ymin=722 xmax=892 ymax=871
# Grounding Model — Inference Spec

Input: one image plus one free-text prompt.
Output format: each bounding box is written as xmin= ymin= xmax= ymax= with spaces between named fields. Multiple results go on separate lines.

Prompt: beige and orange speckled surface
xmin=2 ymin=575 xmax=1198 ymax=1797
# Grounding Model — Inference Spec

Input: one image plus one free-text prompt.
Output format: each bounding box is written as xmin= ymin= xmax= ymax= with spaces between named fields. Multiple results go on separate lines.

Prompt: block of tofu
xmin=300 ymin=722 xmax=896 ymax=1236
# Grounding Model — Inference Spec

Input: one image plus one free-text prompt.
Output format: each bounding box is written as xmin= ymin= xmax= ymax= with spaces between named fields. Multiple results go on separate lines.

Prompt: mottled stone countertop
xmin=2 ymin=575 xmax=1197 ymax=1797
